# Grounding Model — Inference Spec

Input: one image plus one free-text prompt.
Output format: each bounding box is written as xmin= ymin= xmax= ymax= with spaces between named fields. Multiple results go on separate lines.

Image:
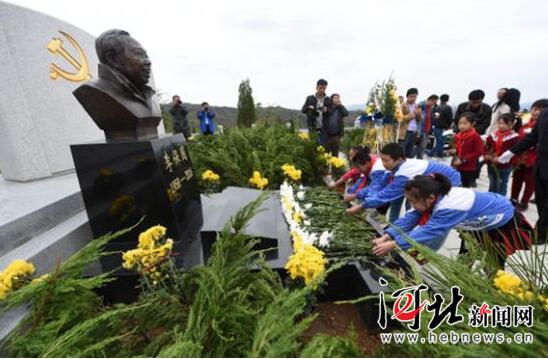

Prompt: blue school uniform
xmin=361 ymin=158 xmax=461 ymax=209
xmin=385 ymin=187 xmax=515 ymax=250
xmin=355 ymin=159 xmax=390 ymax=200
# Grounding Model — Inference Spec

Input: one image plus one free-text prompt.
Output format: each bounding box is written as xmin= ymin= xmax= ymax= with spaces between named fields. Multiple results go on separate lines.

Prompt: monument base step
xmin=0 ymin=173 xmax=84 ymax=257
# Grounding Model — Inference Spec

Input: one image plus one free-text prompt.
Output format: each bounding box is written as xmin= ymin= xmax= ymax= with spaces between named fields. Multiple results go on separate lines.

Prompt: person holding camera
xmin=196 ymin=102 xmax=216 ymax=135
xmin=301 ymin=79 xmax=331 ymax=145
xmin=169 ymin=95 xmax=190 ymax=139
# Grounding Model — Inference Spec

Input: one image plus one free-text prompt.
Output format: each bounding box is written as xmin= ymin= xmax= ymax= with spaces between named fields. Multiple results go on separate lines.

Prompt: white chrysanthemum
xmin=303 ymin=220 xmax=311 ymax=226
xmin=296 ymin=191 xmax=305 ymax=201
xmin=318 ymin=231 xmax=332 ymax=248
xmin=306 ymin=232 xmax=318 ymax=245
xmin=304 ymin=203 xmax=312 ymax=210
xmin=280 ymin=181 xmax=294 ymax=200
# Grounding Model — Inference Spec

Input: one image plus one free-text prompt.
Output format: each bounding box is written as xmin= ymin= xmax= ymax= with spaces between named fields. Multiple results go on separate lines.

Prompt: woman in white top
xmin=486 ymin=88 xmax=521 ymax=135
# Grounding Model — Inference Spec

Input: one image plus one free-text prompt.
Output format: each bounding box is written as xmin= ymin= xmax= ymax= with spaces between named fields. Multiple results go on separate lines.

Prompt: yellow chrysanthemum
xmin=285 ymin=244 xmax=326 ymax=286
xmin=0 ymin=259 xmax=36 ymax=300
xmin=292 ymin=211 xmax=304 ymax=225
xmin=202 ymin=169 xmax=221 ymax=183
xmin=493 ymin=270 xmax=523 ymax=296
xmin=319 ymin=152 xmax=331 ymax=163
xmin=298 ymin=132 xmax=310 ymax=140
xmin=122 ymin=238 xmax=173 ymax=272
xmin=138 ymin=225 xmax=167 ymax=250
xmin=327 ymin=156 xmax=347 ymax=169
xmin=290 ymin=230 xmax=304 ymax=250
xmin=493 ymin=270 xmax=547 ymax=309
xmin=281 ymin=164 xmax=302 ymax=182
xmin=249 ymin=171 xmax=269 ymax=190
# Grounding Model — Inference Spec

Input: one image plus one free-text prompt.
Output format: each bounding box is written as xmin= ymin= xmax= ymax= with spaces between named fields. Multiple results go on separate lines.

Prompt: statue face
xmin=110 ymin=36 xmax=151 ymax=89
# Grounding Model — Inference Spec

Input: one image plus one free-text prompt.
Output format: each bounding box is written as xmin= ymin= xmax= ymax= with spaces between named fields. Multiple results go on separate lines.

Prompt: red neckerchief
xmin=455 ymin=128 xmax=477 ymax=156
xmin=418 ymin=195 xmax=438 ymax=226
xmin=494 ymin=129 xmax=511 ymax=155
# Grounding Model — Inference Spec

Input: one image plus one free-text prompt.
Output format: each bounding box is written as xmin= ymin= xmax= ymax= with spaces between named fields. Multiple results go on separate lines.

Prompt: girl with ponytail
xmin=372 ymin=173 xmax=532 ymax=267
xmin=485 ymin=113 xmax=521 ymax=195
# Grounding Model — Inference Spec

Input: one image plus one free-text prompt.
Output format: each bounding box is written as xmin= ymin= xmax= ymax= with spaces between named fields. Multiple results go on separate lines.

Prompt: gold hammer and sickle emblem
xmin=48 ymin=31 xmax=92 ymax=82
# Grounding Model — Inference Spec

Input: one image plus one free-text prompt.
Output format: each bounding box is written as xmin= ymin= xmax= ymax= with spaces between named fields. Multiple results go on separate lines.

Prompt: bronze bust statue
xmin=73 ymin=29 xmax=161 ymax=142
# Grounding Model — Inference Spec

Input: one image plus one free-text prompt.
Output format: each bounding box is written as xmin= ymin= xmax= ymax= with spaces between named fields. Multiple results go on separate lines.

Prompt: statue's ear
xmin=104 ymin=50 xmax=121 ymax=69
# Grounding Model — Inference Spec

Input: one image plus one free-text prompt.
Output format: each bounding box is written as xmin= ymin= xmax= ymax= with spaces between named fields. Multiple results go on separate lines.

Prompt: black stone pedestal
xmin=70 ymin=134 xmax=203 ymax=278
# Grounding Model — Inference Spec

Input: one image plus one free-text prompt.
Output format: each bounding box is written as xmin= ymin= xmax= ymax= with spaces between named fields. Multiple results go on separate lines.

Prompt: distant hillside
xmin=160 ymin=103 xmax=362 ymax=133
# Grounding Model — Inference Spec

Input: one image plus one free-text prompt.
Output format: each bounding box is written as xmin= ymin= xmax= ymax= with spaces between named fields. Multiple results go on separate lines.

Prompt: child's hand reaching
xmin=346 ymin=204 xmax=363 ymax=215
xmin=343 ymin=193 xmax=357 ymax=202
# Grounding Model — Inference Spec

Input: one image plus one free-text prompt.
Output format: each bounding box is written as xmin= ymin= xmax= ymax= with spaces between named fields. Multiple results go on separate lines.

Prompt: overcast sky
xmin=7 ymin=0 xmax=548 ymax=109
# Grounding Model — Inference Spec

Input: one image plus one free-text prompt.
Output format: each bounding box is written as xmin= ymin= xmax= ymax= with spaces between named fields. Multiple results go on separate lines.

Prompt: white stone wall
xmin=0 ymin=1 xmax=165 ymax=182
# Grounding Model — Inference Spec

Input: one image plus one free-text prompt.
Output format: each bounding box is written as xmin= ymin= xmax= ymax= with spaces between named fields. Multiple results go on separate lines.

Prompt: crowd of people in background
xmin=308 ymin=78 xmax=548 ymax=263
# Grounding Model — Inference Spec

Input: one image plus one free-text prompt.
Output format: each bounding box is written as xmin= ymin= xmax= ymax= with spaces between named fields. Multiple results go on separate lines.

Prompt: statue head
xmin=96 ymin=29 xmax=151 ymax=90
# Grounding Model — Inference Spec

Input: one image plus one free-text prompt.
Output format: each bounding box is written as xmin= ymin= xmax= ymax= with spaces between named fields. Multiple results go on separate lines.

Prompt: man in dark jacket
xmin=429 ymin=94 xmax=453 ymax=157
xmin=323 ymin=93 xmax=348 ymax=157
xmin=169 ymin=95 xmax=190 ymax=138
xmin=302 ymin=79 xmax=331 ymax=144
xmin=453 ymin=89 xmax=492 ymax=135
xmin=498 ymin=99 xmax=548 ymax=243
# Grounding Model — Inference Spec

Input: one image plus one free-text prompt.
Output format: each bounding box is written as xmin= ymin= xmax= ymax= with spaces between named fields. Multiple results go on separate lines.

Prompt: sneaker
xmin=518 ymin=203 xmax=529 ymax=212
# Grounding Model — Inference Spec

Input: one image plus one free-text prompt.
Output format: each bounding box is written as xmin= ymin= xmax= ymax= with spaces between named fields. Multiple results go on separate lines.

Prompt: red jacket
xmin=517 ymin=120 xmax=538 ymax=167
xmin=455 ymin=129 xmax=484 ymax=172
xmin=485 ymin=130 xmax=520 ymax=169
xmin=341 ymin=167 xmax=360 ymax=182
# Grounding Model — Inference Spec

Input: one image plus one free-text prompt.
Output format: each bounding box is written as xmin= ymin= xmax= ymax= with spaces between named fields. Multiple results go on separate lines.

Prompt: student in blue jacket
xmin=372 ymin=173 xmax=533 ymax=267
xmin=346 ymin=143 xmax=461 ymax=219
xmin=345 ymin=147 xmax=388 ymax=197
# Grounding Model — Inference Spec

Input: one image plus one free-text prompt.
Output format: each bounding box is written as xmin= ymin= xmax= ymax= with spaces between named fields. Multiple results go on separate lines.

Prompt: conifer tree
xmin=237 ymin=79 xmax=257 ymax=128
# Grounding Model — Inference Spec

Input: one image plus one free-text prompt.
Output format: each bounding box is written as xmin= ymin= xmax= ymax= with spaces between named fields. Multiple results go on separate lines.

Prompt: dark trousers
xmin=325 ymin=135 xmax=341 ymax=157
xmin=428 ymin=127 xmax=445 ymax=157
xmin=400 ymin=130 xmax=416 ymax=158
xmin=487 ymin=165 xmax=512 ymax=196
xmin=460 ymin=171 xmax=476 ymax=188
xmin=414 ymin=133 xmax=429 ymax=159
xmin=475 ymin=160 xmax=486 ymax=181
xmin=511 ymin=165 xmax=535 ymax=205
xmin=535 ymin=170 xmax=548 ymax=243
